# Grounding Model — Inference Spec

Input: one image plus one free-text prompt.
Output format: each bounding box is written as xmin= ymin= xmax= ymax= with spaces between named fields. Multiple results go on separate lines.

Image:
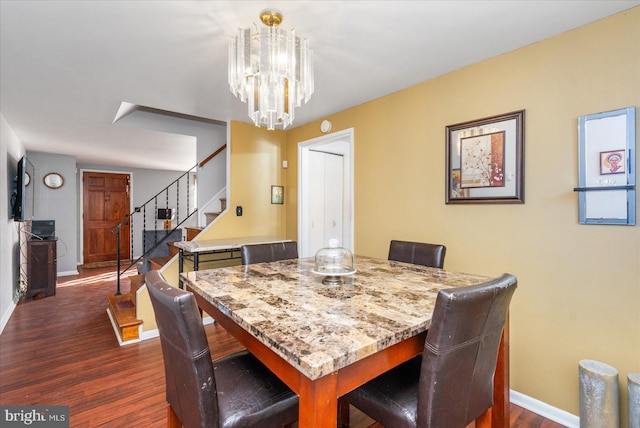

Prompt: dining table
xmin=180 ymin=255 xmax=511 ymax=428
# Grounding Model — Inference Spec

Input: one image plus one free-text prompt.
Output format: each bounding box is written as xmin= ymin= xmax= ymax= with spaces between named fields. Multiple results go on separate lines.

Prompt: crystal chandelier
xmin=228 ymin=9 xmax=314 ymax=130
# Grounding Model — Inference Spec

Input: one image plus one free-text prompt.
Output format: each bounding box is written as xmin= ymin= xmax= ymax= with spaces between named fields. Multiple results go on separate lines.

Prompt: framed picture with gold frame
xmin=271 ymin=185 xmax=284 ymax=204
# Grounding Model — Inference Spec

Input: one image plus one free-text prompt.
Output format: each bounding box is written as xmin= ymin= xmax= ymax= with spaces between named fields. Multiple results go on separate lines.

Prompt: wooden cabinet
xmin=26 ymin=239 xmax=57 ymax=300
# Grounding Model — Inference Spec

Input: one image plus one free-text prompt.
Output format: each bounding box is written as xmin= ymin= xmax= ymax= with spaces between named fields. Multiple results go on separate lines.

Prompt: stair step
xmin=106 ymin=274 xmax=145 ymax=342
xmin=107 ymin=294 xmax=143 ymax=341
xmin=205 ymin=211 xmax=221 ymax=225
xmin=167 ymin=241 xmax=179 ymax=257
xmin=148 ymin=256 xmax=171 ymax=270
xmin=186 ymin=226 xmax=204 ymax=240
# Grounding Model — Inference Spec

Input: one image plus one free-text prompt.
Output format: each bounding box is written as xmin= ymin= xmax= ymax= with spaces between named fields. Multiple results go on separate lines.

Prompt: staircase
xmin=205 ymin=197 xmax=227 ymax=225
xmin=106 ymin=145 xmax=227 ymax=344
xmin=106 ymin=164 xmax=198 ymax=343
xmin=147 ymin=241 xmax=179 ymax=270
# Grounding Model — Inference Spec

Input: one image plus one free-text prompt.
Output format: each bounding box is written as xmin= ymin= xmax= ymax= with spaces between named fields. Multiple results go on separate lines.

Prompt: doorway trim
xmin=298 ymin=128 xmax=354 ymax=257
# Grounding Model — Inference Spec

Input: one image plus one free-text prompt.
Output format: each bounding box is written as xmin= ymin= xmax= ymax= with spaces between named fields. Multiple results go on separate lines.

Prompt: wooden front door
xmin=83 ymin=172 xmax=131 ymax=265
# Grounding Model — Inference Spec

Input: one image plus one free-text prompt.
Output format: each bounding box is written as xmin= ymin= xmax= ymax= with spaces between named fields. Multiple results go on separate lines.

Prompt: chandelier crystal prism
xmin=228 ymin=9 xmax=314 ymax=130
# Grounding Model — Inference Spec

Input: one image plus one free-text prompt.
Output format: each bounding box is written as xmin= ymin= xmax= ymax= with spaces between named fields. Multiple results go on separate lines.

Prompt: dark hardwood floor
xmin=0 ymin=266 xmax=565 ymax=427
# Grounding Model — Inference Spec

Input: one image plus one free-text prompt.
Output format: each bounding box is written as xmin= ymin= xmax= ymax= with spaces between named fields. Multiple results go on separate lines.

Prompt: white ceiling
xmin=1 ymin=1 xmax=638 ymax=171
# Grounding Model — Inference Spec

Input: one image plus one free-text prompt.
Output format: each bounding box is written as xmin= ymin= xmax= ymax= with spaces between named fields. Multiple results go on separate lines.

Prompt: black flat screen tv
xmin=11 ymin=156 xmax=35 ymax=222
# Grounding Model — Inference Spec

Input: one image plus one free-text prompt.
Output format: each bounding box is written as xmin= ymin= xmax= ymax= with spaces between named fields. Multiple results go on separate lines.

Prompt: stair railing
xmin=110 ymin=144 xmax=228 ymax=295
xmin=199 ymin=144 xmax=226 ymax=168
xmin=110 ymin=164 xmax=197 ymax=295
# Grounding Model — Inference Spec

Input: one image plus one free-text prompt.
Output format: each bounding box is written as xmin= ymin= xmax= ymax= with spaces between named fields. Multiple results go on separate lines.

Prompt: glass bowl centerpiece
xmin=312 ymin=239 xmax=356 ymax=285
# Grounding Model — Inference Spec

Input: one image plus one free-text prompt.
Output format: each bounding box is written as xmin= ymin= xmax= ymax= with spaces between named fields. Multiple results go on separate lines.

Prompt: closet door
xmin=307 ymin=151 xmax=344 ymax=256
xmin=324 ymin=153 xmax=344 ymax=245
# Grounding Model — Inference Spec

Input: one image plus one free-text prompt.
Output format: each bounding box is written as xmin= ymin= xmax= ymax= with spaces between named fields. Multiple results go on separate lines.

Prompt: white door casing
xmin=298 ymin=128 xmax=354 ymax=258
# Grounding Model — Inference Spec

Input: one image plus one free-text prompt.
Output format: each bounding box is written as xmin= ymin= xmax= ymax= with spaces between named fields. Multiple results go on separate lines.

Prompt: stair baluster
xmin=110 ymin=164 xmax=198 ymax=294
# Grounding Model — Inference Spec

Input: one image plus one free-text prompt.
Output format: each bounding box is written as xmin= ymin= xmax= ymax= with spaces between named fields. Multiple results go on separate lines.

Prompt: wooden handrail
xmin=199 ymin=144 xmax=227 ymax=168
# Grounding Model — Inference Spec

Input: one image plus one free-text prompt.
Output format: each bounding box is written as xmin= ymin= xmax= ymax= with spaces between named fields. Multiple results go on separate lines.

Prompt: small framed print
xmin=599 ymin=150 xmax=625 ymax=175
xmin=271 ymin=185 xmax=284 ymax=204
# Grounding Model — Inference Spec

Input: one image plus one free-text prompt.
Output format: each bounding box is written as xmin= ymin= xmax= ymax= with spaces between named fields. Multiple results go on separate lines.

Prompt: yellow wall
xmin=140 ymin=8 xmax=639 ymax=422
xmin=287 ymin=7 xmax=640 ymax=422
xmin=202 ymin=121 xmax=287 ymax=239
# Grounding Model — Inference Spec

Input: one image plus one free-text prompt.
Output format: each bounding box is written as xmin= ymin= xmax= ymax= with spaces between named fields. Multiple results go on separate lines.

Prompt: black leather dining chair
xmin=240 ymin=241 xmax=298 ymax=265
xmin=388 ymin=240 xmax=446 ymax=269
xmin=343 ymin=273 xmax=517 ymax=428
xmin=145 ymin=271 xmax=298 ymax=428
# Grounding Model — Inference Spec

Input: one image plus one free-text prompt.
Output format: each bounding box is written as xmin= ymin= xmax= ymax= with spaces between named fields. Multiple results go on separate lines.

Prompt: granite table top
xmin=174 ymin=236 xmax=290 ymax=253
xmin=181 ymin=255 xmax=489 ymax=380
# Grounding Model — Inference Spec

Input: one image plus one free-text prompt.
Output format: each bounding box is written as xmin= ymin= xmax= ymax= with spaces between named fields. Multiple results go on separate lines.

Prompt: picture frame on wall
xmin=271 ymin=185 xmax=284 ymax=204
xmin=445 ymin=110 xmax=525 ymax=204
xmin=599 ymin=149 xmax=625 ymax=175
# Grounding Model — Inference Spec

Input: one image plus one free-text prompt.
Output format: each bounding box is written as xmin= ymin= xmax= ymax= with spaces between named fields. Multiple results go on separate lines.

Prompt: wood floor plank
xmin=0 ymin=266 xmax=565 ymax=427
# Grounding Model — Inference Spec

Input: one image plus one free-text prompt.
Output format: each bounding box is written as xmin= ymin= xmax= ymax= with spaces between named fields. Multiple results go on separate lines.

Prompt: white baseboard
xmin=0 ymin=299 xmax=18 ymax=336
xmin=139 ymin=327 xmax=159 ymax=342
xmin=511 ymin=389 xmax=579 ymax=427
xmin=57 ymin=270 xmax=79 ymax=277
xmin=136 ymin=316 xmax=214 ymax=343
